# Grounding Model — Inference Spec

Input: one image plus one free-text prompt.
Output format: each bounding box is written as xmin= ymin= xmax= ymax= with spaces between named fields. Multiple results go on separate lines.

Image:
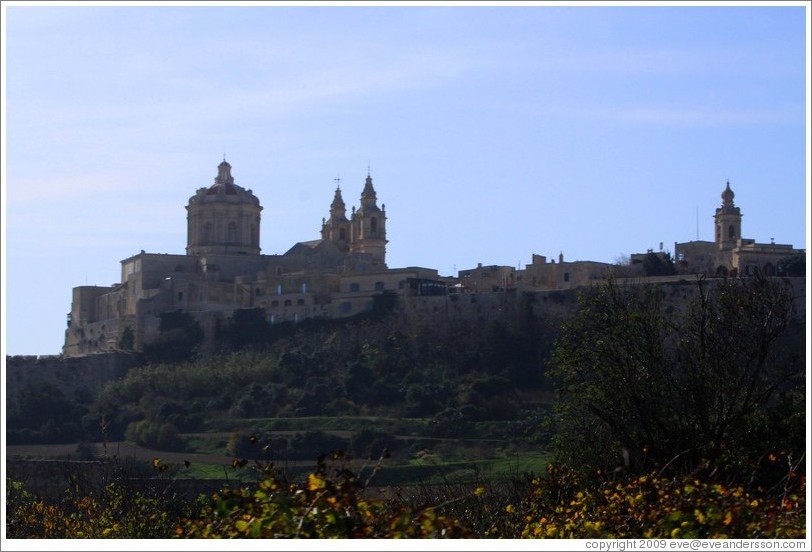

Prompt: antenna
xmin=696 ymin=205 xmax=699 ymax=240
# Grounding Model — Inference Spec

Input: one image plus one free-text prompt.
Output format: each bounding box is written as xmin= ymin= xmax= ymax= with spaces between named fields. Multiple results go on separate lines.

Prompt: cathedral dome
xmin=186 ymin=159 xmax=263 ymax=255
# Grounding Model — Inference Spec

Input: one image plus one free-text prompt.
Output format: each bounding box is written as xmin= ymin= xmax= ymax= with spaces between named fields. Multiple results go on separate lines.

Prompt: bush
xmin=497 ymin=464 xmax=806 ymax=538
xmin=125 ymin=420 xmax=184 ymax=451
xmin=179 ymin=455 xmax=469 ymax=538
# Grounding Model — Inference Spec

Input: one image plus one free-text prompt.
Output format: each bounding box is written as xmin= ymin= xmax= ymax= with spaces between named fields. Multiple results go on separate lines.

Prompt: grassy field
xmin=7 ymin=415 xmax=550 ymax=487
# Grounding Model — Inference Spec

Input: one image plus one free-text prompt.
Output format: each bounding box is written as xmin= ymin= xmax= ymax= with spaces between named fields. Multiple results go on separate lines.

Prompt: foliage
xmin=222 ymin=307 xmax=271 ymax=351
xmin=778 ymin=252 xmax=805 ymax=277
xmin=124 ymin=419 xmax=185 ymax=451
xmin=5 ymin=457 xmax=192 ymax=539
xmin=142 ymin=310 xmax=205 ymax=364
xmin=549 ymin=275 xmax=805 ymax=483
xmin=642 ymin=251 xmax=676 ymax=276
xmin=178 ymin=454 xmax=470 ymax=538
xmin=118 ymin=325 xmax=135 ymax=350
xmin=6 ymin=382 xmax=87 ymax=444
xmin=498 ymin=463 xmax=806 ymax=539
xmin=8 ymin=456 xmax=804 ymax=539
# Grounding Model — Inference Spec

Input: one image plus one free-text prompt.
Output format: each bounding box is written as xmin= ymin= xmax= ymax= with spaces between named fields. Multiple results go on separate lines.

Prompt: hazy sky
xmin=2 ymin=2 xmax=809 ymax=356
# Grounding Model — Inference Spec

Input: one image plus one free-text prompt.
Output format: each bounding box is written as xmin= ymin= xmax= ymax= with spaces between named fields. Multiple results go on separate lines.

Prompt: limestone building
xmin=63 ymin=168 xmax=804 ymax=357
xmin=64 ymin=160 xmax=436 ymax=356
xmin=674 ymin=181 xmax=804 ymax=277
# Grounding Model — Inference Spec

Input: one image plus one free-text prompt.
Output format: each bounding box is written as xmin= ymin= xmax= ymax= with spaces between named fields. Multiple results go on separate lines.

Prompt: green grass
xmin=170 ymin=415 xmax=551 ymax=486
xmin=206 ymin=415 xmax=432 ymax=435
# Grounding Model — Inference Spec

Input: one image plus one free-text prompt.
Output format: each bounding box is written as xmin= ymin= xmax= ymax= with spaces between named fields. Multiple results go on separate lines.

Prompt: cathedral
xmin=63 ymin=160 xmax=440 ymax=356
xmin=63 ymin=165 xmax=803 ymax=357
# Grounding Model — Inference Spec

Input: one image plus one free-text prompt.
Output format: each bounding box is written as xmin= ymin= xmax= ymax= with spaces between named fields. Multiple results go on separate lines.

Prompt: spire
xmin=330 ymin=184 xmax=347 ymax=220
xmin=361 ymin=173 xmax=377 ymax=207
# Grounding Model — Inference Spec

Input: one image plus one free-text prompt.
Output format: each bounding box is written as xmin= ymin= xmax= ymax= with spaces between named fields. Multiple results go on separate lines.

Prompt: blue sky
xmin=2 ymin=2 xmax=809 ymax=356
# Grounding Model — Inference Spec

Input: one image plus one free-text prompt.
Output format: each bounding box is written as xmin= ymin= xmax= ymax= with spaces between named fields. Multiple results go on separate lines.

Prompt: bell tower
xmin=714 ymin=181 xmax=741 ymax=251
xmin=350 ymin=172 xmax=387 ymax=266
xmin=321 ymin=180 xmax=351 ymax=252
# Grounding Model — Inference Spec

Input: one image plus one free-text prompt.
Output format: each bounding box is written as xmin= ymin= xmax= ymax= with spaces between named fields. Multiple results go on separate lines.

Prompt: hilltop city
xmin=63 ymin=160 xmax=804 ymax=356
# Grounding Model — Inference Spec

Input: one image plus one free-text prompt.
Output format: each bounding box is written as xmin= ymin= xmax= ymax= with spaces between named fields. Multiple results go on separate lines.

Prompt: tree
xmin=225 ymin=308 xmax=271 ymax=350
xmin=549 ymin=275 xmax=804 ymax=482
xmin=118 ymin=326 xmax=135 ymax=350
xmin=642 ymin=251 xmax=676 ymax=276
xmin=142 ymin=310 xmax=204 ymax=363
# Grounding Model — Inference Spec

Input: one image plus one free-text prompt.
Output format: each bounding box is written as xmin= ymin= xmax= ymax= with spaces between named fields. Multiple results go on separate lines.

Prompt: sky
xmin=1 ymin=1 xmax=809 ymax=357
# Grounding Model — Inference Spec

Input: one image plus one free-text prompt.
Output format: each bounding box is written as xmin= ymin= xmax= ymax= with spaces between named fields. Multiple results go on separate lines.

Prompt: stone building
xmin=674 ymin=181 xmax=803 ymax=276
xmin=63 ymin=160 xmax=435 ymax=356
xmin=63 ymin=168 xmax=804 ymax=357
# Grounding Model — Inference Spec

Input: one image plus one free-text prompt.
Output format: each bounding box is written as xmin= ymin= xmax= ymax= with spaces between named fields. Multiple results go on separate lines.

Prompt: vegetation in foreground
xmin=6 ymin=452 xmax=805 ymax=538
xmin=6 ymin=273 xmax=806 ymax=538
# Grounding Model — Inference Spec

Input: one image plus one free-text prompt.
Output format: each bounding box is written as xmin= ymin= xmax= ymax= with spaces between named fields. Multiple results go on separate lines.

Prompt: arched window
xmin=339 ymin=228 xmax=346 ymax=241
xmin=228 ymin=222 xmax=238 ymax=243
xmin=250 ymin=224 xmax=258 ymax=246
xmin=370 ymin=217 xmax=378 ymax=236
xmin=203 ymin=222 xmax=212 ymax=243
xmin=728 ymin=225 xmax=735 ymax=239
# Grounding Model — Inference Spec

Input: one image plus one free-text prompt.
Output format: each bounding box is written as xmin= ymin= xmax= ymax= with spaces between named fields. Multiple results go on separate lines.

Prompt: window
xmin=271 ymin=300 xmax=279 ymax=307
xmin=349 ymin=283 xmax=360 ymax=292
xmin=228 ymin=221 xmax=238 ymax=243
xmin=374 ymin=281 xmax=385 ymax=291
xmin=203 ymin=222 xmax=212 ymax=243
xmin=255 ymin=288 xmax=262 ymax=297
xmin=177 ymin=292 xmax=183 ymax=301
xmin=339 ymin=228 xmax=346 ymax=241
xmin=728 ymin=225 xmax=735 ymax=239
xmin=297 ymin=298 xmax=305 ymax=306
xmin=370 ymin=217 xmax=378 ymax=236
xmin=284 ymin=299 xmax=292 ymax=307
xmin=564 ymin=272 xmax=570 ymax=282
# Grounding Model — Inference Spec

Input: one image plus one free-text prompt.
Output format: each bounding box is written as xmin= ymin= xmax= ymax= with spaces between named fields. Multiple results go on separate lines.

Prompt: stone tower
xmin=321 ymin=184 xmax=351 ymax=252
xmin=350 ymin=173 xmax=387 ymax=265
xmin=186 ymin=160 xmax=262 ymax=256
xmin=714 ymin=181 xmax=742 ymax=251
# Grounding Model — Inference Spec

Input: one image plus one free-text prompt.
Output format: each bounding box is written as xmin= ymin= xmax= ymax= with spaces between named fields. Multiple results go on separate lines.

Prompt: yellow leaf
xmin=723 ymin=511 xmax=733 ymax=526
xmin=473 ymin=486 xmax=486 ymax=498
xmin=307 ymin=473 xmax=326 ymax=491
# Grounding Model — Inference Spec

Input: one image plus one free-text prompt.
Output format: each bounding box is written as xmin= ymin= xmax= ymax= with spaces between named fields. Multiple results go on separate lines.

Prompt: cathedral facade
xmin=63 ymin=160 xmax=438 ymax=356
